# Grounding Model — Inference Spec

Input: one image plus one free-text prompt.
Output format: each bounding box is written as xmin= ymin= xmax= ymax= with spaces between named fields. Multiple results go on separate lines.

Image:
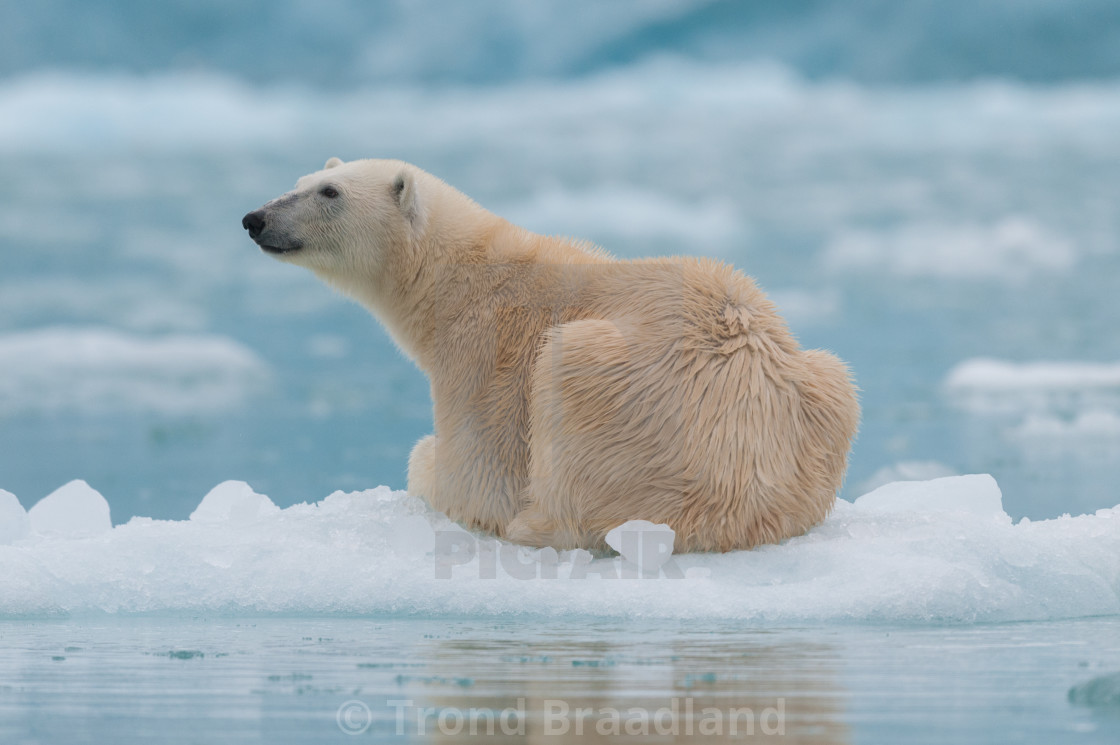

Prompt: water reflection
xmin=7 ymin=617 xmax=1118 ymax=743
xmin=389 ymin=622 xmax=848 ymax=742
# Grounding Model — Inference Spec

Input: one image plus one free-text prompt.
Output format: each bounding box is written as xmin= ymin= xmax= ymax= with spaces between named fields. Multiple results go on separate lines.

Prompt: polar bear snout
xmin=240 ymin=210 xmax=266 ymax=239
xmin=242 ymin=210 xmax=266 ymax=239
xmin=241 ymin=207 xmax=303 ymax=255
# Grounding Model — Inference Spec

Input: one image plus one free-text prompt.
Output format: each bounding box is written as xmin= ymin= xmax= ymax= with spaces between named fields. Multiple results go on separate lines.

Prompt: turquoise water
xmin=3 ymin=617 xmax=1119 ymax=743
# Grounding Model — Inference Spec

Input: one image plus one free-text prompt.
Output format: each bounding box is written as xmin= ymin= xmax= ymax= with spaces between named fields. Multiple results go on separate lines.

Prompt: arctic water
xmin=2 ymin=1 xmax=1120 ymax=742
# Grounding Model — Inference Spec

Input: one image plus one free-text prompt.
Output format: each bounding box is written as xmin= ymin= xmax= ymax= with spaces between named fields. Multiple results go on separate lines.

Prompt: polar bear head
xmin=241 ymin=157 xmax=428 ymax=281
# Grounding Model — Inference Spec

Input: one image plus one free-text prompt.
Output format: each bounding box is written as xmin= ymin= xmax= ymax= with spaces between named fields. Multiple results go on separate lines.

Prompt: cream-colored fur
xmin=243 ymin=158 xmax=860 ymax=552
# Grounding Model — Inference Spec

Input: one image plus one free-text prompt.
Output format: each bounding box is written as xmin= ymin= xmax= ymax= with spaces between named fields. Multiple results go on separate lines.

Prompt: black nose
xmin=242 ymin=210 xmax=266 ymax=239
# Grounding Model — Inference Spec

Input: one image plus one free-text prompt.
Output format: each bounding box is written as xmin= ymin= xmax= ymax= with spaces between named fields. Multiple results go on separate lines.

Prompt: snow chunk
xmin=27 ymin=480 xmax=111 ymax=537
xmin=189 ymin=481 xmax=279 ymax=526
xmin=605 ymin=520 xmax=677 ymax=574
xmin=854 ymin=474 xmax=1005 ymax=519
xmin=0 ymin=490 xmax=30 ymax=545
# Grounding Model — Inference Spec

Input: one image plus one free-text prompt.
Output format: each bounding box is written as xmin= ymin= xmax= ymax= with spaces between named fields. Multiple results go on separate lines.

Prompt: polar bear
xmin=242 ymin=158 xmax=859 ymax=552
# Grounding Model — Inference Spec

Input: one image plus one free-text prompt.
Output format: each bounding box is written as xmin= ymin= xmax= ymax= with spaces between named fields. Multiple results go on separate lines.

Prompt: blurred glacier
xmin=823 ymin=217 xmax=1076 ymax=281
xmin=3 ymin=0 xmax=1120 ymax=85
xmin=0 ymin=327 xmax=270 ymax=415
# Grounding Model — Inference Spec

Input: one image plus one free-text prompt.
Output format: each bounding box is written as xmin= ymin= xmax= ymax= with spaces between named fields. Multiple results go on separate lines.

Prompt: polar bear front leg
xmin=407 ymin=434 xmax=437 ymax=498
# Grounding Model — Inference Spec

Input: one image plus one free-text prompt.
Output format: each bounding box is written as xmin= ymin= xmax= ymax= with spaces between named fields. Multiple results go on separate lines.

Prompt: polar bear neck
xmin=339 ymin=195 xmax=608 ymax=371
xmin=321 ymin=184 xmax=515 ymax=366
xmin=309 ymin=164 xmax=616 ymax=370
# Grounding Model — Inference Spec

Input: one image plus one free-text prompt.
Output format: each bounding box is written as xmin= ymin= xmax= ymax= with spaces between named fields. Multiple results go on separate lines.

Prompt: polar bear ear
xmin=323 ymin=157 xmax=343 ymax=170
xmin=392 ymin=169 xmax=423 ymax=226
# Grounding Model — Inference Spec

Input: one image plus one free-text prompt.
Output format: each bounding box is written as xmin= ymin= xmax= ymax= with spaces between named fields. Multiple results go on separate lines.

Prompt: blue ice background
xmin=1 ymin=0 xmax=1119 ymax=524
xmin=5 ymin=0 xmax=1120 ymax=85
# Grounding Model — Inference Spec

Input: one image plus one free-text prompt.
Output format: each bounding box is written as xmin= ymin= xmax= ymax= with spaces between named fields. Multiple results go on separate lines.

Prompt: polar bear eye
xmin=320 ymin=185 xmax=340 ymax=199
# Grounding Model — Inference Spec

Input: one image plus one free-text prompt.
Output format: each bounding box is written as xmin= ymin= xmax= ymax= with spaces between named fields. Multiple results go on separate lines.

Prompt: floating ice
xmin=854 ymin=475 xmax=1004 ymax=518
xmin=1012 ymin=410 xmax=1120 ymax=441
xmin=0 ymin=327 xmax=271 ymax=415
xmin=2 ymin=62 xmax=1119 ymax=164
xmin=946 ymin=359 xmax=1120 ymax=392
xmin=26 ymin=480 xmax=111 ymax=538
xmin=944 ymin=357 xmax=1120 ymax=425
xmin=605 ymin=520 xmax=677 ymax=574
xmin=0 ymin=278 xmax=209 ymax=333
xmin=0 ymin=490 xmax=30 ymax=545
xmin=765 ymin=288 xmax=842 ymax=328
xmin=822 ymin=217 xmax=1075 ymax=281
xmin=390 ymin=514 xmax=437 ymax=555
xmin=189 ymin=481 xmax=279 ymax=526
xmin=0 ymin=475 xmax=1117 ymax=623
xmin=501 ymin=185 xmax=745 ymax=248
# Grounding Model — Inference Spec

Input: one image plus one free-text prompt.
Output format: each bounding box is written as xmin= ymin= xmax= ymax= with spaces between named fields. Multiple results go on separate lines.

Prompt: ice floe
xmin=0 ymin=475 xmax=1116 ymax=623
